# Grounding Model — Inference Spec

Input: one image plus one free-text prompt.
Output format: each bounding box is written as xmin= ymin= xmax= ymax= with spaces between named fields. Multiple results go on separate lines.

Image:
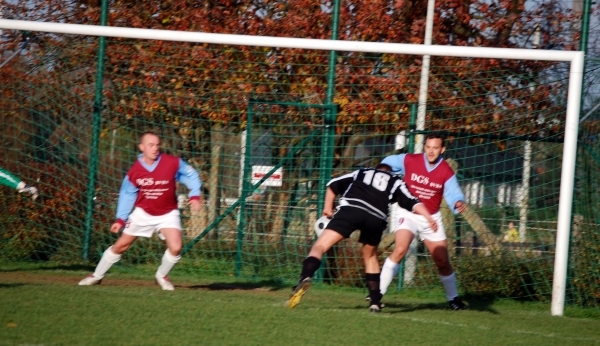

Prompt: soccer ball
xmin=313 ymin=216 xmax=331 ymax=237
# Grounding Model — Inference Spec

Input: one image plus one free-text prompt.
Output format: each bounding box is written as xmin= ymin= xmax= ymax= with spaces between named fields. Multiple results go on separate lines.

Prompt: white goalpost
xmin=0 ymin=18 xmax=584 ymax=316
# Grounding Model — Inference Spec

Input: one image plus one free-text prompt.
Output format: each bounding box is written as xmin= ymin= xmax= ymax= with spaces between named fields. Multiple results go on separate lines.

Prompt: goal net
xmin=0 ymin=19 xmax=586 ymax=315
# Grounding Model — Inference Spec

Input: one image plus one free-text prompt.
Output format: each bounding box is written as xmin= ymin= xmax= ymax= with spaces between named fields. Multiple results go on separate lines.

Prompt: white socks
xmin=92 ymin=246 xmax=122 ymax=279
xmin=440 ymin=272 xmax=459 ymax=301
xmin=380 ymin=258 xmax=459 ymax=300
xmin=156 ymin=250 xmax=181 ymax=278
xmin=92 ymin=247 xmax=181 ymax=280
xmin=379 ymin=258 xmax=400 ymax=295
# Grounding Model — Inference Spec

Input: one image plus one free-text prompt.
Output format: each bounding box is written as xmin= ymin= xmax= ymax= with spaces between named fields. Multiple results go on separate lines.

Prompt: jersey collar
xmin=137 ymin=153 xmax=162 ymax=172
xmin=422 ymin=153 xmax=443 ymax=173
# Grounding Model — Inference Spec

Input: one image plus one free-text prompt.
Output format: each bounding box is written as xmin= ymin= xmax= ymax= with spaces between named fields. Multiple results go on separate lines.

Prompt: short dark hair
xmin=425 ymin=132 xmax=446 ymax=147
xmin=375 ymin=163 xmax=392 ymax=171
xmin=139 ymin=131 xmax=159 ymax=143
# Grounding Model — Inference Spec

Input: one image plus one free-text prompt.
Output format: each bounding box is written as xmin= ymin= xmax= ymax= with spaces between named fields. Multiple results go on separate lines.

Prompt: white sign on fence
xmin=251 ymin=166 xmax=283 ymax=187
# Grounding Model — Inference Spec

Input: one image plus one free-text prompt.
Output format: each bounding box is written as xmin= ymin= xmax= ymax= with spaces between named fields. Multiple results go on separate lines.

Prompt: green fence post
xmin=316 ymin=0 xmax=340 ymax=215
xmin=408 ymin=103 xmax=417 ymax=153
xmin=397 ymin=103 xmax=418 ymax=291
xmin=579 ymin=0 xmax=591 ymax=53
xmin=235 ymin=101 xmax=255 ymax=276
xmin=568 ymin=0 xmax=592 ymax=305
xmin=313 ymin=0 xmax=341 ymax=283
xmin=317 ymin=105 xmax=339 ymax=214
xmin=82 ymin=0 xmax=109 ymax=260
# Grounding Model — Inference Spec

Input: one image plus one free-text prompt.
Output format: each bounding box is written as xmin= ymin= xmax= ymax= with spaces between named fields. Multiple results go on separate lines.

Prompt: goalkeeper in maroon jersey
xmin=0 ymin=166 xmax=38 ymax=200
xmin=79 ymin=131 xmax=203 ymax=290
xmin=287 ymin=163 xmax=437 ymax=313
xmin=379 ymin=132 xmax=468 ymax=310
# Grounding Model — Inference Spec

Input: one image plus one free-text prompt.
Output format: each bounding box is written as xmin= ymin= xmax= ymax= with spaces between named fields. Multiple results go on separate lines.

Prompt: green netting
xmin=0 ymin=28 xmax=597 ymax=309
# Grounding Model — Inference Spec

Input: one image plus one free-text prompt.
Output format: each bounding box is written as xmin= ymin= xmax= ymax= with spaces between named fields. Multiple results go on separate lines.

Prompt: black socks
xmin=366 ymin=273 xmax=382 ymax=305
xmin=299 ymin=256 xmax=322 ymax=282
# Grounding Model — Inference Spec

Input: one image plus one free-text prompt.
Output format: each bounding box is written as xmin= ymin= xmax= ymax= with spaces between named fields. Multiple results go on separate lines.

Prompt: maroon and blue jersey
xmin=115 ymin=153 xmax=201 ymax=226
xmin=381 ymin=153 xmax=465 ymax=214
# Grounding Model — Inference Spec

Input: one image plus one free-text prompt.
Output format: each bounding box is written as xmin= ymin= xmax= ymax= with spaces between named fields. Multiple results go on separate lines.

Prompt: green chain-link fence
xmin=0 ymin=26 xmax=598 ymax=309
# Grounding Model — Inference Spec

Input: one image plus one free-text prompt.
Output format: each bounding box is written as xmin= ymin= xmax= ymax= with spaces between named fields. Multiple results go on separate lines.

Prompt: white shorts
xmin=123 ymin=207 xmax=181 ymax=240
xmin=392 ymin=208 xmax=446 ymax=242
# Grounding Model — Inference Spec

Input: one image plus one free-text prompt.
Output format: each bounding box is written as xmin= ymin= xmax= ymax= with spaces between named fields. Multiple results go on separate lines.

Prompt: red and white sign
xmin=252 ymin=166 xmax=283 ymax=187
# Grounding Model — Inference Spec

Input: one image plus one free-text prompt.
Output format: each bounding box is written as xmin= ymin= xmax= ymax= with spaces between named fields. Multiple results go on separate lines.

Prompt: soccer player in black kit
xmin=287 ymin=163 xmax=437 ymax=312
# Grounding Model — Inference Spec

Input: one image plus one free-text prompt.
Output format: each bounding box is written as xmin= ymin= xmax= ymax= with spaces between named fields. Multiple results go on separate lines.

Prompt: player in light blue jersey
xmin=79 ymin=132 xmax=202 ymax=290
xmin=378 ymin=133 xmax=468 ymax=310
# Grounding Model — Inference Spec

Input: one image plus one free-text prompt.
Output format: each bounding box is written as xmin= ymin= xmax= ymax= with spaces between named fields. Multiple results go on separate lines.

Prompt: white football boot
xmin=155 ymin=276 xmax=175 ymax=291
xmin=78 ymin=274 xmax=102 ymax=286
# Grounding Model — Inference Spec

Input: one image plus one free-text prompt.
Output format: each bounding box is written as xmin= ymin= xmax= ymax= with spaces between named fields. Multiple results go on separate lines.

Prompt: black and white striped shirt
xmin=327 ymin=168 xmax=421 ymax=220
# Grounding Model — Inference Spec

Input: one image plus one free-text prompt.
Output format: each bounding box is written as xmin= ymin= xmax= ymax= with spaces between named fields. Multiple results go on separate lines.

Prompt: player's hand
xmin=428 ymin=218 xmax=438 ymax=232
xmin=189 ymin=197 xmax=203 ymax=212
xmin=18 ymin=184 xmax=39 ymax=200
xmin=322 ymin=208 xmax=334 ymax=218
xmin=110 ymin=223 xmax=122 ymax=233
xmin=454 ymin=201 xmax=466 ymax=213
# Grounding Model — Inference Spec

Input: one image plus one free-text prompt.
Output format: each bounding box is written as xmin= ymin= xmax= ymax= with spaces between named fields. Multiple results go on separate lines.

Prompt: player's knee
xmin=390 ymin=245 xmax=408 ymax=262
xmin=430 ymin=247 xmax=450 ymax=265
xmin=112 ymin=243 xmax=129 ymax=254
xmin=363 ymin=253 xmax=377 ymax=262
xmin=168 ymin=244 xmax=182 ymax=256
xmin=362 ymin=245 xmax=377 ymax=257
xmin=311 ymin=236 xmax=335 ymax=255
xmin=433 ymin=256 xmax=451 ymax=271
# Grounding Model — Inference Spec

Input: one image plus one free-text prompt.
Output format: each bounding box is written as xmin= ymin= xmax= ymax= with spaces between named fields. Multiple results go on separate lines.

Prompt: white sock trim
xmin=165 ymin=249 xmax=181 ymax=263
xmin=105 ymin=246 xmax=122 ymax=262
xmin=93 ymin=246 xmax=122 ymax=279
xmin=380 ymin=258 xmax=400 ymax=296
xmin=383 ymin=258 xmax=400 ymax=273
xmin=440 ymin=272 xmax=459 ymax=301
xmin=156 ymin=250 xmax=181 ymax=278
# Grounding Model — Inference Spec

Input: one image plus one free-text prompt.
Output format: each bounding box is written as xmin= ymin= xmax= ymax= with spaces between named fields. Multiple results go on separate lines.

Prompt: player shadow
xmin=382 ymin=296 xmax=499 ymax=314
xmin=460 ymin=296 xmax=499 ymax=314
xmin=383 ymin=301 xmax=452 ymax=313
xmin=184 ymin=279 xmax=288 ymax=292
xmin=334 ymin=302 xmax=455 ymax=313
xmin=335 ymin=295 xmax=499 ymax=314
xmin=0 ymin=283 xmax=27 ymax=288
xmin=0 ymin=264 xmax=96 ymax=272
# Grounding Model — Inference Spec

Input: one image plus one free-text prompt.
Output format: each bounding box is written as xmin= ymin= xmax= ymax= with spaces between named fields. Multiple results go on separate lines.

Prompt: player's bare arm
xmin=188 ymin=196 xmax=203 ymax=212
xmin=322 ymin=187 xmax=336 ymax=218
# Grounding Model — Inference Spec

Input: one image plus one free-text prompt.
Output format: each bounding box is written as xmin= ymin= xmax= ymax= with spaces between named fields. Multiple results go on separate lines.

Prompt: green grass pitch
xmin=1 ymin=262 xmax=599 ymax=345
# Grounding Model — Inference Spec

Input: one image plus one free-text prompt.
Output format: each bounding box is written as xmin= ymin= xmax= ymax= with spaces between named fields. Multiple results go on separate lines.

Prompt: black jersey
xmin=327 ymin=167 xmax=421 ymax=220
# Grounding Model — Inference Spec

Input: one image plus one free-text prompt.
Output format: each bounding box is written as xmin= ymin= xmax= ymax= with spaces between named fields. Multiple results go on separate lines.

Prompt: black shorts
xmin=326 ymin=207 xmax=388 ymax=246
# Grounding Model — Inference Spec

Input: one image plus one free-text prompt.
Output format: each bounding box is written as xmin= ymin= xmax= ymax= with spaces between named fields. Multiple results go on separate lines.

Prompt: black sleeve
xmin=326 ymin=170 xmax=358 ymax=195
xmin=393 ymin=179 xmax=421 ymax=211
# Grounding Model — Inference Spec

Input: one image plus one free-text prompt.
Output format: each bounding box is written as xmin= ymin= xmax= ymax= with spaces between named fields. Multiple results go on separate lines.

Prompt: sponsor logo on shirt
xmin=410 ymin=173 xmax=429 ymax=185
xmin=410 ymin=173 xmax=443 ymax=189
xmin=136 ymin=178 xmax=170 ymax=186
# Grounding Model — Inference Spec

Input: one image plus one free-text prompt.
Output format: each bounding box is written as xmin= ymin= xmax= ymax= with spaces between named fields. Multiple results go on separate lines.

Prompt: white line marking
xmin=304 ymin=307 xmax=600 ymax=343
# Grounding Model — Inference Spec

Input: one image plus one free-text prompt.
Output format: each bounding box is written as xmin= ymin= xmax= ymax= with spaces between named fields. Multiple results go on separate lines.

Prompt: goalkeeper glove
xmin=16 ymin=181 xmax=39 ymax=200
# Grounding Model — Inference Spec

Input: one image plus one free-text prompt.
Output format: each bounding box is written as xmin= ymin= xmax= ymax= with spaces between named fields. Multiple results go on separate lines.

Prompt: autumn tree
xmin=0 ymin=0 xmax=584 ymax=227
